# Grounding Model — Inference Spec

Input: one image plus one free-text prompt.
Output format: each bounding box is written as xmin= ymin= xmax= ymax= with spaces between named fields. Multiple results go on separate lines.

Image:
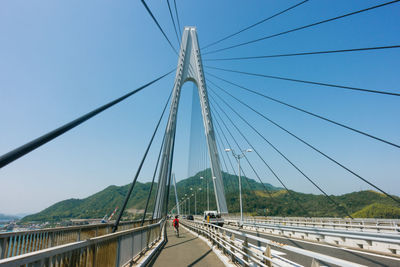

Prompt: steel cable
xmin=173 ymin=0 xmax=182 ymax=37
xmin=0 ymin=70 xmax=174 ymax=169
xmin=166 ymin=0 xmax=180 ymax=45
xmin=142 ymin=127 xmax=167 ymax=226
xmin=203 ymin=0 xmax=400 ymax=55
xmin=141 ymin=0 xmax=178 ymax=55
xmin=204 ymin=45 xmax=400 ymax=61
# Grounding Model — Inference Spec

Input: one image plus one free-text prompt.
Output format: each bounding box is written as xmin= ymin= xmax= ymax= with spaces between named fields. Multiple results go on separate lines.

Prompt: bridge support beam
xmin=153 ymin=27 xmax=228 ymax=218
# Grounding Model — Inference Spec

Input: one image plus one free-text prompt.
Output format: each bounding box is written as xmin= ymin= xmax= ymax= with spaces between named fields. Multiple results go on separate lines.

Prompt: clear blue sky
xmin=0 ymin=0 xmax=399 ymax=214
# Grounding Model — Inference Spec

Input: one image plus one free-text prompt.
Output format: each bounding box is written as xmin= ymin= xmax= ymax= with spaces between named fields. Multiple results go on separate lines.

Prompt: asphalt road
xmin=227 ymin=225 xmax=400 ymax=267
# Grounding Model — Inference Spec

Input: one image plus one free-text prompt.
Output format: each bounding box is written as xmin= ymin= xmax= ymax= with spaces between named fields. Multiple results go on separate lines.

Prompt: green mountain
xmin=21 ymin=182 xmax=157 ymax=223
xmin=352 ymin=202 xmax=400 ymax=218
xmin=21 ymin=170 xmax=400 ymax=222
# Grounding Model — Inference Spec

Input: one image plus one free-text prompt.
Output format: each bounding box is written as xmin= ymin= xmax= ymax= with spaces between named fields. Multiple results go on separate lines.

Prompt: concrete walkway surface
xmin=150 ymin=221 xmax=225 ymax=267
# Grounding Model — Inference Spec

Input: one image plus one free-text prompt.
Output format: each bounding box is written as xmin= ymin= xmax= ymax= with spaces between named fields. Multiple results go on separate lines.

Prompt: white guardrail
xmin=0 ymin=220 xmax=164 ymax=267
xmin=224 ymin=216 xmax=400 ymax=233
xmin=183 ymin=220 xmax=367 ymax=267
xmin=223 ymin=218 xmax=400 ymax=255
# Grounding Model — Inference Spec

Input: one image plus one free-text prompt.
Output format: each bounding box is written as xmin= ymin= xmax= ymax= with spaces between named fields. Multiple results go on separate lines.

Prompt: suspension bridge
xmin=1 ymin=0 xmax=400 ymax=266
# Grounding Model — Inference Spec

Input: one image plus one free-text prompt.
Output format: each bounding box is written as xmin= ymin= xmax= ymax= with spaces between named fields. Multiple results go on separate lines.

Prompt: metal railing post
xmin=264 ymin=245 xmax=272 ymax=267
xmin=0 ymin=238 xmax=5 ymax=259
xmin=243 ymin=236 xmax=249 ymax=265
xmin=311 ymin=258 xmax=320 ymax=267
xmin=230 ymin=233 xmax=236 ymax=262
xmin=222 ymin=230 xmax=227 ymax=255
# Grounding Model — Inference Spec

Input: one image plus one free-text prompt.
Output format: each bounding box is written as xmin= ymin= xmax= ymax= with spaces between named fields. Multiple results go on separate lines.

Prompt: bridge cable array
xmin=206 ymin=71 xmax=400 ymax=149
xmin=213 ymin=107 xmax=280 ymax=212
xmin=203 ymin=0 xmax=400 ymax=55
xmin=214 ymin=111 xmax=273 ymax=209
xmin=215 ymin=132 xmax=240 ymax=194
xmin=205 ymin=73 xmax=400 ymax=206
xmin=211 ymin=94 xmax=310 ymax=216
xmin=212 ymin=104 xmax=278 ymax=206
xmin=112 ymin=90 xmax=173 ymax=232
xmin=209 ymin=83 xmax=353 ymax=218
xmin=201 ymin=0 xmax=309 ymax=50
xmin=0 ymin=70 xmax=173 ymax=170
xmin=213 ymin=126 xmax=237 ymax=193
xmin=206 ymin=66 xmax=400 ymax=98
xmin=136 ymin=1 xmax=399 ymax=217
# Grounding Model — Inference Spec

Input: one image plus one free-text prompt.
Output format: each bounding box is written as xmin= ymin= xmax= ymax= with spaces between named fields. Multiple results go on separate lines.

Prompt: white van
xmin=203 ymin=210 xmax=224 ymax=227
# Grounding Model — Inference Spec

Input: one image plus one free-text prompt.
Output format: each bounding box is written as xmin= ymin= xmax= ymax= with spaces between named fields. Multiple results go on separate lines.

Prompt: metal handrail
xmin=239 ymin=221 xmax=400 ymax=244
xmin=0 ymin=219 xmax=157 ymax=259
xmin=184 ymin=221 xmax=275 ymax=266
xmin=182 ymin=220 xmax=366 ymax=267
xmin=224 ymin=216 xmax=400 ymax=232
xmin=0 ymin=220 xmax=164 ymax=266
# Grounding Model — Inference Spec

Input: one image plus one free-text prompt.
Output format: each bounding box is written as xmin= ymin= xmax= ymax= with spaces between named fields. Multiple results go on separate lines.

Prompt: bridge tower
xmin=153 ymin=27 xmax=228 ymax=217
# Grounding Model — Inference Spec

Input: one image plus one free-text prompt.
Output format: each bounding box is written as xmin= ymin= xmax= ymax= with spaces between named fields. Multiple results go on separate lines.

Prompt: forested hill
xmin=21 ymin=170 xmax=400 ymax=222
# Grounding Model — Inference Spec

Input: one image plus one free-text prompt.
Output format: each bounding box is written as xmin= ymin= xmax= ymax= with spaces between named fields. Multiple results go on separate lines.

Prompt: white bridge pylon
xmin=153 ymin=27 xmax=228 ymax=217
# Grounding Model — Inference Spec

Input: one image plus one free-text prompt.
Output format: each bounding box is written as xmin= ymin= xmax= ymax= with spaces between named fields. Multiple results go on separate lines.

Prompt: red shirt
xmin=173 ymin=218 xmax=179 ymax=227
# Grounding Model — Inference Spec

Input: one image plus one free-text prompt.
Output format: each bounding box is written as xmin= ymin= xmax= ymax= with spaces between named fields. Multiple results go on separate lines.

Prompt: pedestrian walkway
xmin=151 ymin=221 xmax=225 ymax=267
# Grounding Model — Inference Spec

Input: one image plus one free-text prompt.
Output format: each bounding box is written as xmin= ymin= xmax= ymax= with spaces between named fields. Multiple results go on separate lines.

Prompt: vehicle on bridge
xmin=203 ymin=211 xmax=224 ymax=227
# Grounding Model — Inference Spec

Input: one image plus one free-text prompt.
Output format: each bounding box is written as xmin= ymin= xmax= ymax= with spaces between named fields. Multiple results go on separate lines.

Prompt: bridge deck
xmin=151 ymin=221 xmax=225 ymax=267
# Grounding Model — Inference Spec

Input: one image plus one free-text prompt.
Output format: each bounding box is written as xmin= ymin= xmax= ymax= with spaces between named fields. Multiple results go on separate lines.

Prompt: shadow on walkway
xmin=164 ymin=236 xmax=198 ymax=249
xmin=187 ymin=249 xmax=212 ymax=267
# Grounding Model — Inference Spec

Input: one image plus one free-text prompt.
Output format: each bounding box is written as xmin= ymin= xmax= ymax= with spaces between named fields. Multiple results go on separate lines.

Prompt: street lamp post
xmin=212 ymin=176 xmax=217 ymax=211
xmin=184 ymin=194 xmax=187 ymax=215
xmin=190 ymin=188 xmax=193 ymax=214
xmin=200 ymin=176 xmax=204 ymax=211
xmin=192 ymin=193 xmax=195 ymax=215
xmin=200 ymin=176 xmax=209 ymax=211
xmin=225 ymin=148 xmax=252 ymax=226
xmin=196 ymin=188 xmax=201 ymax=215
xmin=207 ymin=177 xmax=210 ymax=210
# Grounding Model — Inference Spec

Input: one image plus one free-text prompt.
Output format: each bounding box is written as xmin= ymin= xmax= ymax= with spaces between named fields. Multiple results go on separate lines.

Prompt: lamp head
xmin=224 ymin=148 xmax=231 ymax=152
xmin=246 ymin=149 xmax=253 ymax=152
